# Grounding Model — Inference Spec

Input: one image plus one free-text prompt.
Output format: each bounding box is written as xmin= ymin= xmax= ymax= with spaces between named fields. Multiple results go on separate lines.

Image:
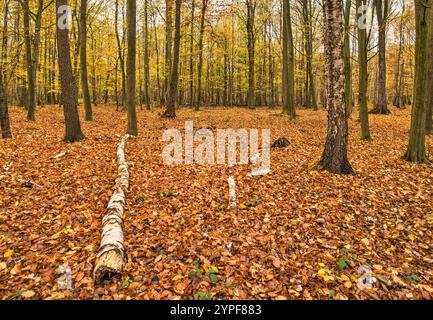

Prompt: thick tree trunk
xmin=317 ymin=0 xmax=353 ymax=174
xmin=403 ymin=0 xmax=431 ymax=162
xmin=282 ymin=0 xmax=296 ymax=119
xmin=94 ymin=135 xmax=130 ymax=283
xmin=126 ymin=0 xmax=138 ymax=136
xmin=426 ymin=2 xmax=433 ymax=134
xmin=189 ymin=0 xmax=195 ymax=107
xmin=165 ymin=0 xmax=173 ymax=105
xmin=80 ymin=0 xmax=93 ymax=121
xmin=165 ymin=0 xmax=181 ymax=118
xmin=357 ymin=0 xmax=371 ymax=140
xmin=56 ymin=0 xmax=84 ymax=143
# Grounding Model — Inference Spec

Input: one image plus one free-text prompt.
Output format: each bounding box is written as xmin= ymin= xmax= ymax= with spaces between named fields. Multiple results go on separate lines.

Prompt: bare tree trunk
xmin=126 ymin=0 xmax=137 ymax=136
xmin=195 ymin=0 xmax=208 ymax=111
xmin=0 ymin=0 xmax=11 ymax=138
xmin=317 ymin=0 xmax=353 ymax=174
xmin=403 ymin=0 xmax=431 ymax=162
xmin=371 ymin=0 xmax=391 ymax=114
xmin=22 ymin=0 xmax=36 ymax=121
xmin=343 ymin=0 xmax=353 ymax=116
xmin=357 ymin=0 xmax=371 ymax=140
xmin=115 ymin=0 xmax=126 ymax=107
xmin=144 ymin=0 xmax=151 ymax=110
xmin=80 ymin=0 xmax=93 ymax=120
xmin=282 ymin=0 xmax=295 ymax=119
xmin=56 ymin=0 xmax=84 ymax=143
xmin=246 ymin=0 xmax=256 ymax=109
xmin=165 ymin=0 xmax=181 ymax=118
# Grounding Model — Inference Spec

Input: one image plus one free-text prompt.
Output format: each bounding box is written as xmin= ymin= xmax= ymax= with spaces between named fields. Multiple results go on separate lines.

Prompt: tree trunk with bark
xmin=165 ymin=0 xmax=182 ymax=118
xmin=126 ymin=0 xmax=137 ymax=136
xmin=357 ymin=0 xmax=371 ymax=140
xmin=282 ymin=0 xmax=296 ymax=119
xmin=80 ymin=0 xmax=93 ymax=120
xmin=404 ymin=0 xmax=431 ymax=162
xmin=317 ymin=0 xmax=353 ymax=174
xmin=56 ymin=0 xmax=84 ymax=143
xmin=371 ymin=0 xmax=391 ymax=114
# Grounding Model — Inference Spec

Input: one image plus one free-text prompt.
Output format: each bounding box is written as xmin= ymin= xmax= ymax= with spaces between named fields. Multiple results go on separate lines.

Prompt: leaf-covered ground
xmin=0 ymin=105 xmax=432 ymax=300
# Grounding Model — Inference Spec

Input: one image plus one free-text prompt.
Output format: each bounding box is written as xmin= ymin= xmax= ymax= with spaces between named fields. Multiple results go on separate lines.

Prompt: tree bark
xmin=282 ymin=0 xmax=296 ymax=119
xmin=195 ymin=0 xmax=208 ymax=111
xmin=22 ymin=0 xmax=36 ymax=121
xmin=80 ymin=0 xmax=93 ymax=120
xmin=317 ymin=0 xmax=353 ymax=174
xmin=357 ymin=0 xmax=371 ymax=140
xmin=343 ymin=0 xmax=353 ymax=116
xmin=165 ymin=0 xmax=182 ymax=118
xmin=144 ymin=0 xmax=151 ymax=110
xmin=94 ymin=135 xmax=130 ymax=283
xmin=126 ymin=0 xmax=137 ymax=136
xmin=246 ymin=0 xmax=256 ymax=109
xmin=56 ymin=0 xmax=84 ymax=143
xmin=403 ymin=0 xmax=431 ymax=162
xmin=0 ymin=0 xmax=11 ymax=139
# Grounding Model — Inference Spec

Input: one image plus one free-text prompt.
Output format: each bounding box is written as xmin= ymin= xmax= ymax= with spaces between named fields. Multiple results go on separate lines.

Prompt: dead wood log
xmin=93 ymin=135 xmax=130 ymax=283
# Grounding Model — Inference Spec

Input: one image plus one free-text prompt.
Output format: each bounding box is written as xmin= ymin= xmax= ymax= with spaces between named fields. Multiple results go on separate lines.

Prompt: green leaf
xmin=120 ymin=278 xmax=131 ymax=289
xmin=337 ymin=257 xmax=350 ymax=271
xmin=245 ymin=197 xmax=259 ymax=207
xmin=208 ymin=273 xmax=218 ymax=283
xmin=194 ymin=291 xmax=213 ymax=300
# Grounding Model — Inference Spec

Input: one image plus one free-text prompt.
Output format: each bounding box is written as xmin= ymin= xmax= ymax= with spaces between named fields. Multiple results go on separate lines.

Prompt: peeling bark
xmin=94 ymin=135 xmax=130 ymax=283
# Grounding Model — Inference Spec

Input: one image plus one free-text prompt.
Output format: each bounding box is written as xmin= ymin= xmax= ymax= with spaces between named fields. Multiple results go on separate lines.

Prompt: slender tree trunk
xmin=246 ymin=0 xmax=256 ymax=109
xmin=165 ymin=0 xmax=173 ymax=105
xmin=371 ymin=0 xmax=390 ymax=114
xmin=343 ymin=0 xmax=353 ymax=116
xmin=0 ymin=0 xmax=11 ymax=138
xmin=189 ymin=0 xmax=195 ymax=106
xmin=403 ymin=0 xmax=431 ymax=162
xmin=357 ymin=0 xmax=371 ymax=140
xmin=144 ymin=0 xmax=151 ymax=110
xmin=195 ymin=0 xmax=208 ymax=111
xmin=80 ymin=0 xmax=93 ymax=120
xmin=56 ymin=0 xmax=84 ymax=143
xmin=165 ymin=0 xmax=181 ymax=118
xmin=282 ymin=0 xmax=296 ymax=119
xmin=22 ymin=0 xmax=36 ymax=121
xmin=317 ymin=0 xmax=353 ymax=174
xmin=126 ymin=0 xmax=137 ymax=135
xmin=115 ymin=0 xmax=126 ymax=107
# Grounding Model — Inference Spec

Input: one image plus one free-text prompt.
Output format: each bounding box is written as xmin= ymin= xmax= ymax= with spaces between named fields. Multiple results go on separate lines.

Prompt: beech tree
xmin=404 ymin=0 xmax=432 ymax=162
xmin=80 ymin=0 xmax=92 ymax=121
xmin=282 ymin=0 xmax=295 ymax=119
xmin=56 ymin=0 xmax=84 ymax=142
xmin=0 ymin=0 xmax=11 ymax=139
xmin=126 ymin=0 xmax=137 ymax=135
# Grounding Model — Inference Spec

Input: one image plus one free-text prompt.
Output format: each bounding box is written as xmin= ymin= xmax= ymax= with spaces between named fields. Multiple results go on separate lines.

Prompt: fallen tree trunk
xmin=94 ymin=135 xmax=130 ymax=283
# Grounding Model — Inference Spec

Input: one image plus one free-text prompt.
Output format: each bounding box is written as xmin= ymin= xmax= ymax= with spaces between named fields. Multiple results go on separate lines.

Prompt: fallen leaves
xmin=0 ymin=106 xmax=432 ymax=300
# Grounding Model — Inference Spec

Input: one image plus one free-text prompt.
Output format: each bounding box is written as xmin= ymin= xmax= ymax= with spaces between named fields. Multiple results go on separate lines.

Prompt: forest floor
xmin=0 ymin=105 xmax=432 ymax=300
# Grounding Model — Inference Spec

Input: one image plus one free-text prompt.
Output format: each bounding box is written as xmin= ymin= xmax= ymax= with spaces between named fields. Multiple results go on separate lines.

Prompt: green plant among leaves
xmin=157 ymin=190 xmax=175 ymax=197
xmin=194 ymin=291 xmax=213 ymax=300
xmin=405 ymin=273 xmax=419 ymax=284
xmin=206 ymin=266 xmax=219 ymax=283
xmin=189 ymin=261 xmax=203 ymax=278
xmin=337 ymin=257 xmax=351 ymax=271
xmin=245 ymin=197 xmax=259 ymax=207
xmin=120 ymin=277 xmax=131 ymax=289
